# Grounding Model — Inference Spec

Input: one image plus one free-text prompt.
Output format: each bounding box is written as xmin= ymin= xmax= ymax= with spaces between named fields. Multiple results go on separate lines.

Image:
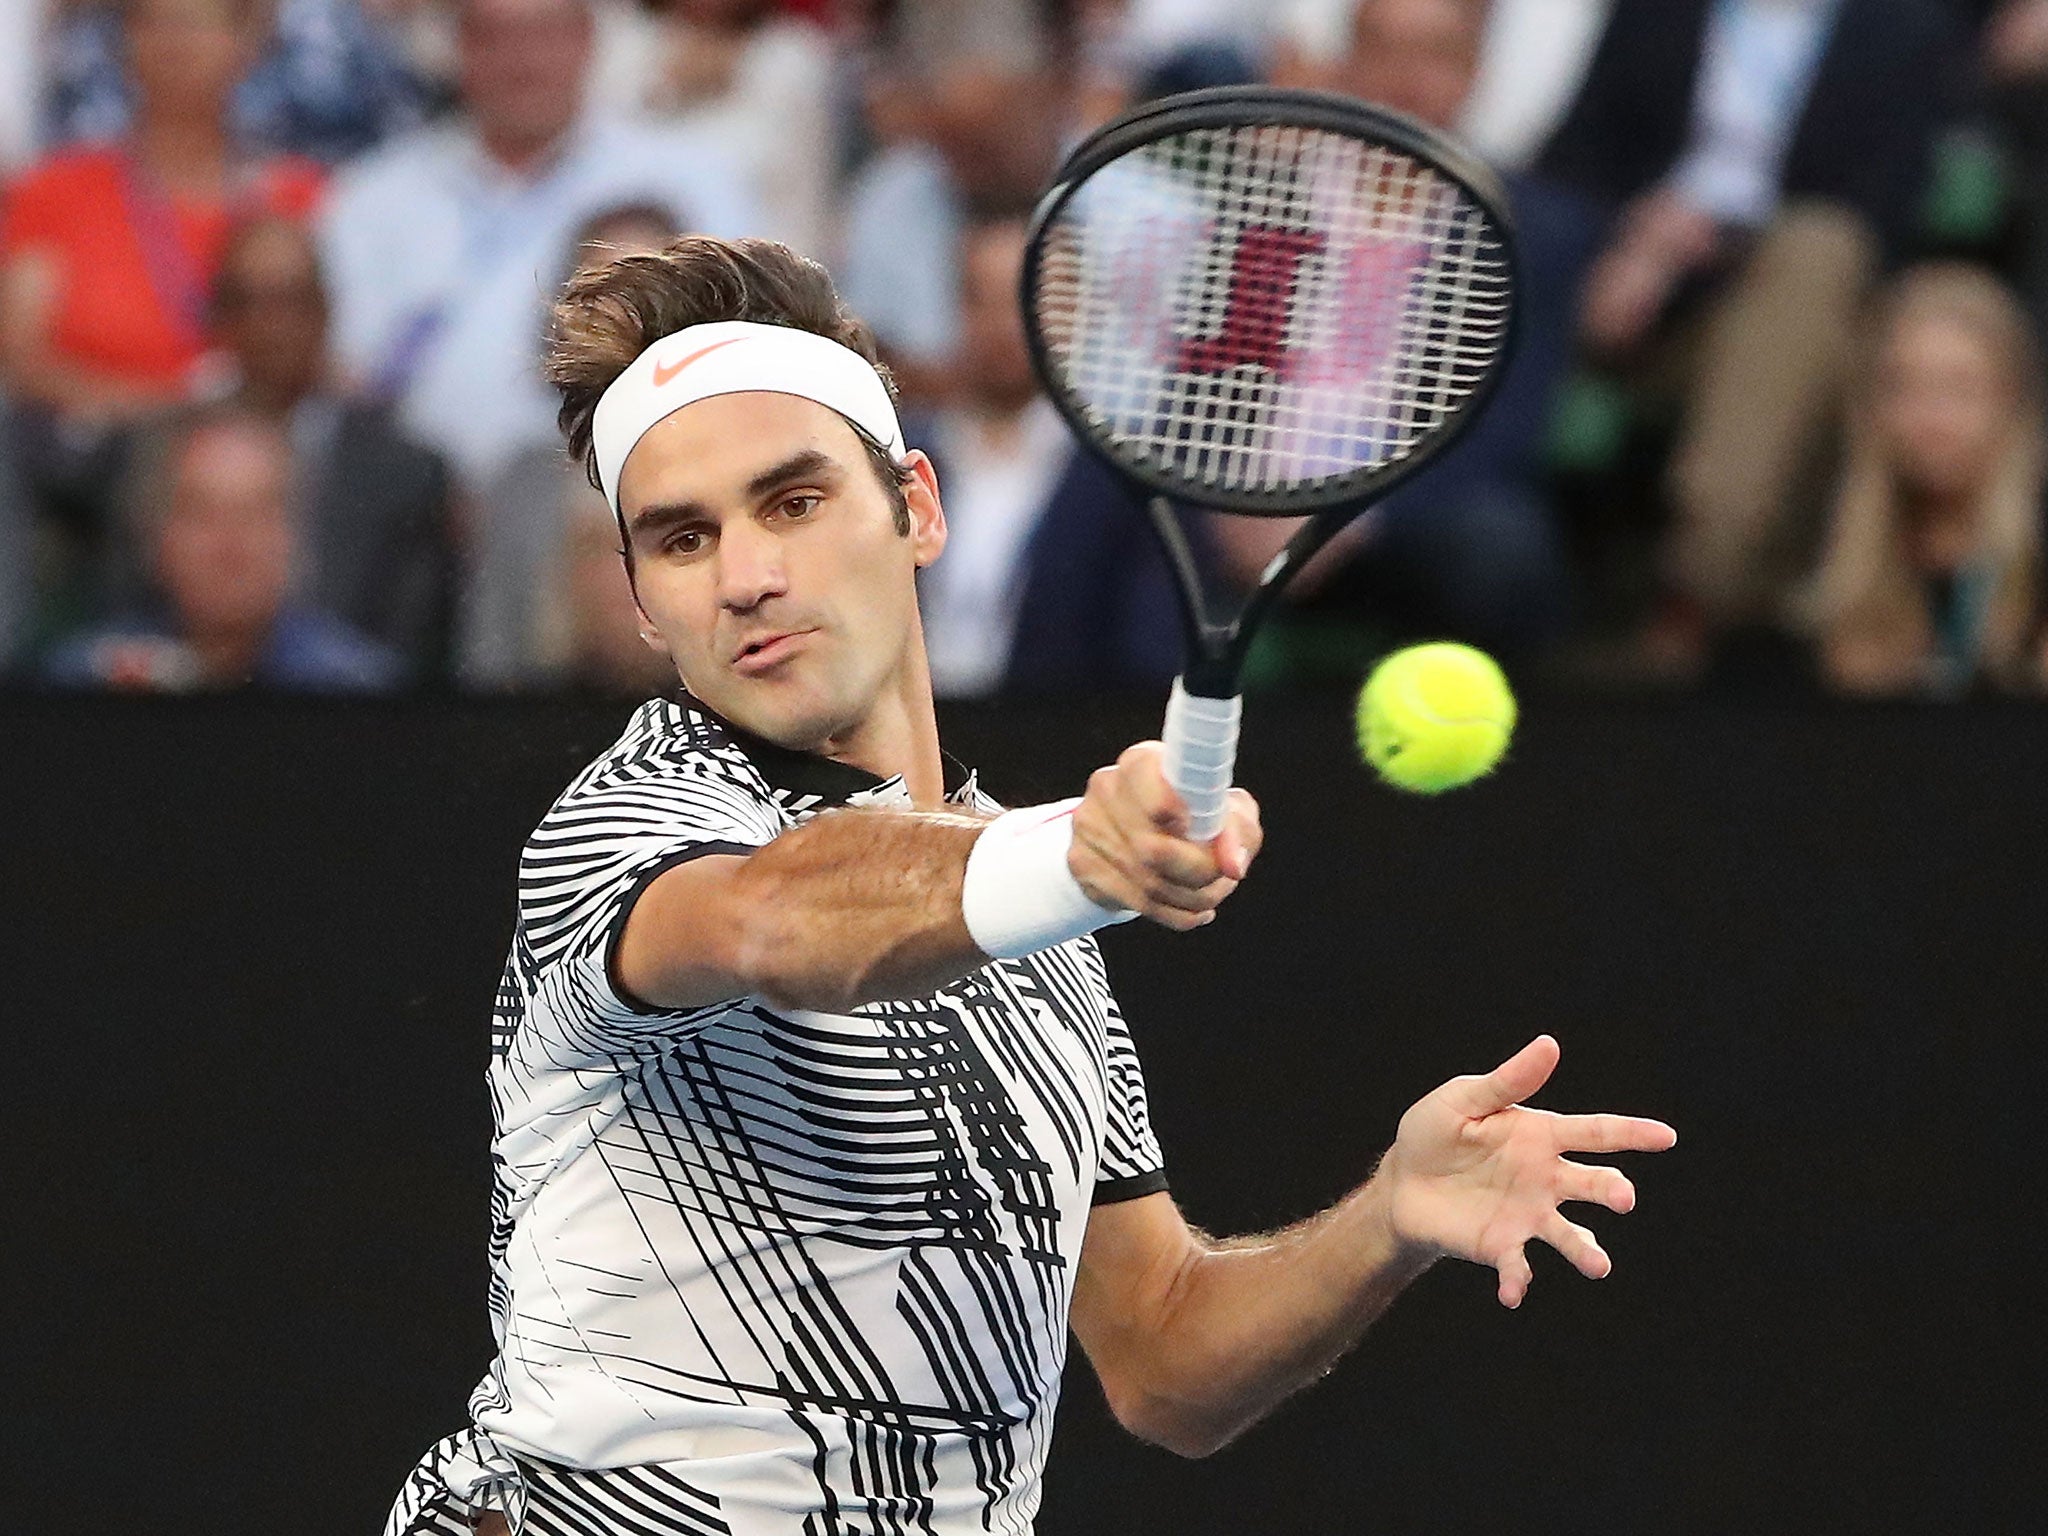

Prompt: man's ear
xmin=901 ymin=450 xmax=947 ymax=568
xmin=634 ymin=596 xmax=665 ymax=654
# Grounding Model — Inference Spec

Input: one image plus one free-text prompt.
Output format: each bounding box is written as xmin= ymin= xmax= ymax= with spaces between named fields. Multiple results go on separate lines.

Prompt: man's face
xmin=157 ymin=423 xmax=294 ymax=640
xmin=1874 ymin=313 xmax=2015 ymax=504
xmin=1346 ymin=0 xmax=1483 ymax=132
xmin=215 ymin=221 xmax=328 ymax=405
xmin=459 ymin=0 xmax=591 ymax=157
xmin=927 ymin=61 xmax=1059 ymax=207
xmin=617 ymin=393 xmax=946 ymax=749
xmin=958 ymin=220 xmax=1037 ymax=412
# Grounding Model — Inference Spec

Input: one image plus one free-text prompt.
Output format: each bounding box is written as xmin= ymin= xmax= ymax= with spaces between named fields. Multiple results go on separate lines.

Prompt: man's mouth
xmin=731 ymin=630 xmax=814 ymax=675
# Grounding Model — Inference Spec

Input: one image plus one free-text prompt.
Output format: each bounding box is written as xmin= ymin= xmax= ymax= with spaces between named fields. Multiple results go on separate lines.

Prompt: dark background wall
xmin=5 ymin=695 xmax=2040 ymax=1534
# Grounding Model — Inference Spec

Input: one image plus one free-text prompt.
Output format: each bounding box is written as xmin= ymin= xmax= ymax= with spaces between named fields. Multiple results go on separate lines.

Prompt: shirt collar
xmin=672 ymin=691 xmax=978 ymax=810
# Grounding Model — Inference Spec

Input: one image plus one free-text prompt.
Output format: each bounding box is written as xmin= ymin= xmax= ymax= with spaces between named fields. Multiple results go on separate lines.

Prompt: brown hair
xmin=547 ymin=235 xmax=911 ymax=529
xmin=1812 ymin=263 xmax=2044 ymax=694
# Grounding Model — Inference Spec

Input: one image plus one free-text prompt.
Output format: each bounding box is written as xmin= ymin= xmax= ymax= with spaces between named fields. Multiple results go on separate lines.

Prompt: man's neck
xmin=818 ymin=643 xmax=949 ymax=807
xmin=236 ymin=374 xmax=320 ymax=418
xmin=477 ymin=122 xmax=572 ymax=179
xmin=962 ymin=395 xmax=1037 ymax=450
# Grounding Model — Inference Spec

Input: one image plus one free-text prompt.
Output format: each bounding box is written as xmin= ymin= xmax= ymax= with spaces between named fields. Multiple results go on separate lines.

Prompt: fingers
xmin=1555 ymin=1113 xmax=1678 ymax=1155
xmin=1497 ymin=1212 xmax=1619 ymax=1308
xmin=1496 ymin=1212 xmax=1614 ymax=1310
xmin=1071 ymin=746 xmax=1261 ymax=930
xmin=1212 ymin=789 xmax=1264 ymax=881
xmin=1540 ymin=1211 xmax=1612 ymax=1281
xmin=1070 ymin=804 xmax=1227 ymax=930
xmin=1557 ymin=1159 xmax=1637 ymax=1215
xmin=1112 ymin=742 xmax=1190 ymax=836
xmin=1496 ymin=1244 xmax=1532 ymax=1309
xmin=1445 ymin=1035 xmax=1561 ymax=1117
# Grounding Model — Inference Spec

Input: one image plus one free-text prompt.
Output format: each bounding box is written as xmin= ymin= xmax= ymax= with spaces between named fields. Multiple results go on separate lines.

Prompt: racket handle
xmin=1161 ymin=678 xmax=1242 ymax=843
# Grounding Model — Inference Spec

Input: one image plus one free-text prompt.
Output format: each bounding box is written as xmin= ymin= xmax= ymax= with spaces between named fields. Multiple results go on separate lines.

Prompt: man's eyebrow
xmin=745 ymin=448 xmax=841 ymax=501
xmin=626 ymin=500 xmax=709 ymax=539
xmin=626 ymin=450 xmax=845 ymax=539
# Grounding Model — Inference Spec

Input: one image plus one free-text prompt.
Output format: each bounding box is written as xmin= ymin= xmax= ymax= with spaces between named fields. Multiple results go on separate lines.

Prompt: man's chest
xmin=606 ymin=963 xmax=1114 ymax=1268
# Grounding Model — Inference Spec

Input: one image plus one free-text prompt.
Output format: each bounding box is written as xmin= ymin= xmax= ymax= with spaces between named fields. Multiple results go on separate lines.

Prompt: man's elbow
xmin=729 ymin=915 xmax=861 ymax=1013
xmin=723 ymin=867 xmax=876 ymax=1013
xmin=737 ymin=941 xmax=900 ymax=1015
xmin=1101 ymin=1381 xmax=1240 ymax=1461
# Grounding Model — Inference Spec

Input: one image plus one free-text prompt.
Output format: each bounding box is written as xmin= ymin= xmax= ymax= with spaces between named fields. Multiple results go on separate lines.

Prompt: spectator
xmin=1207 ymin=0 xmax=1589 ymax=662
xmin=840 ymin=10 xmax=1067 ymax=401
xmin=457 ymin=201 xmax=677 ymax=689
xmin=536 ymin=478 xmax=679 ymax=696
xmin=44 ymin=0 xmax=429 ymax=164
xmin=42 ymin=406 xmax=404 ymax=692
xmin=625 ymin=0 xmax=839 ymax=258
xmin=108 ymin=213 xmax=456 ymax=670
xmin=1539 ymin=0 xmax=1963 ymax=671
xmin=917 ymin=214 xmax=1081 ymax=697
xmin=319 ymin=0 xmax=757 ymax=492
xmin=917 ymin=212 xmax=1201 ymax=696
xmin=0 ymin=0 xmax=324 ymax=429
xmin=1811 ymin=264 xmax=2045 ymax=696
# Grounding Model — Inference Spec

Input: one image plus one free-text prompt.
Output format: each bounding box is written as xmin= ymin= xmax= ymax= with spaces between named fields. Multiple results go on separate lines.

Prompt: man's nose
xmin=715 ymin=520 xmax=789 ymax=612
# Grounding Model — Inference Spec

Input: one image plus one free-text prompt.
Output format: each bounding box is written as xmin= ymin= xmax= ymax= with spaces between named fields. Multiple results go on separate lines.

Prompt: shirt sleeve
xmin=514 ymin=756 xmax=784 ymax=1059
xmin=1093 ymin=981 xmax=1169 ymax=1205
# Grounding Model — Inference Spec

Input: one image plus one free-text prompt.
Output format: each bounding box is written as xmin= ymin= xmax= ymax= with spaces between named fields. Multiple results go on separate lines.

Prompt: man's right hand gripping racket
xmin=1020 ymin=87 xmax=1519 ymax=838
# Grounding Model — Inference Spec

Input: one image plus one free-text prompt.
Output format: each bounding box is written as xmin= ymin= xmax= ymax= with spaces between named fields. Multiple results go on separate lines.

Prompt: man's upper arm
xmin=1071 ymin=1191 xmax=1199 ymax=1405
xmin=610 ymin=850 xmax=759 ymax=1013
xmin=515 ymin=758 xmax=781 ymax=1054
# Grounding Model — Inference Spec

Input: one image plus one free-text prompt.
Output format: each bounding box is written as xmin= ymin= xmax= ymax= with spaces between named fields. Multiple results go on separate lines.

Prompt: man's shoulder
xmin=555 ymin=695 xmax=781 ymax=814
xmin=321 ymin=120 xmax=471 ymax=217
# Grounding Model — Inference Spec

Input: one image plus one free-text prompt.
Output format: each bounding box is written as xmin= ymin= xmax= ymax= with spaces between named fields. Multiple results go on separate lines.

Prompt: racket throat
xmin=1143 ymin=494 xmax=1245 ymax=694
xmin=1181 ymin=646 xmax=1242 ymax=699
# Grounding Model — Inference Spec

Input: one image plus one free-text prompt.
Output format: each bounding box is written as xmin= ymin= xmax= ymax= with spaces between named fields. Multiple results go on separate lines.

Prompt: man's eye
xmin=778 ymin=495 xmax=822 ymax=520
xmin=666 ymin=529 xmax=707 ymax=555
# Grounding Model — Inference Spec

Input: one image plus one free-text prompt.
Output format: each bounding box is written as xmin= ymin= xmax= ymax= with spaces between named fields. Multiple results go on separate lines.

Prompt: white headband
xmin=590 ymin=320 xmax=907 ymax=515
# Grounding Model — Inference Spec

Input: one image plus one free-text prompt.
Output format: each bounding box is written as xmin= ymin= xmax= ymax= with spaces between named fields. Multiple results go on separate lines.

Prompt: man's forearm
xmin=1101 ymin=1173 xmax=1434 ymax=1457
xmin=621 ymin=744 xmax=1260 ymax=1013
xmin=623 ymin=808 xmax=991 ymax=1013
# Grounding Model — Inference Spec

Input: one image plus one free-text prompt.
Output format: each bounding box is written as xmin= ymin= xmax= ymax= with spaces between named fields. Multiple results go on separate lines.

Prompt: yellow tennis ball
xmin=1356 ymin=643 xmax=1517 ymax=794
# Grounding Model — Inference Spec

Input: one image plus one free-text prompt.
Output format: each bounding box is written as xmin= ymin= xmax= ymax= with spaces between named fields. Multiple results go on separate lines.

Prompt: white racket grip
xmin=1162 ymin=679 xmax=1242 ymax=842
xmin=961 ymin=800 xmax=1137 ymax=960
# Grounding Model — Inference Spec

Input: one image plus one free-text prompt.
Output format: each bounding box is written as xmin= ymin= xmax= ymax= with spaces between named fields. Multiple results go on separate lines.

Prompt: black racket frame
xmin=1019 ymin=86 xmax=1521 ymax=695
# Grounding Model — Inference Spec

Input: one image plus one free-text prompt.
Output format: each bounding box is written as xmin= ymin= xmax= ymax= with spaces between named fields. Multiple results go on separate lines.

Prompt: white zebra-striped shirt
xmin=386 ymin=695 xmax=1167 ymax=1536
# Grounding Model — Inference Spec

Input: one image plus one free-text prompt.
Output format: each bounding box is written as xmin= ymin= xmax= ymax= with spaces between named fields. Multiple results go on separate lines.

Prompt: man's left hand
xmin=1376 ymin=1036 xmax=1677 ymax=1308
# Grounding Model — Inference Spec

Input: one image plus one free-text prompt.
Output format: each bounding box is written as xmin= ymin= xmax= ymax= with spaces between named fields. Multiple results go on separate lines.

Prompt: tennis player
xmin=385 ymin=236 xmax=1676 ymax=1536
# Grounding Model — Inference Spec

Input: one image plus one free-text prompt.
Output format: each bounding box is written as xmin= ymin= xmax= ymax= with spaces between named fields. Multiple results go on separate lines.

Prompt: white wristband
xmin=961 ymin=799 xmax=1137 ymax=960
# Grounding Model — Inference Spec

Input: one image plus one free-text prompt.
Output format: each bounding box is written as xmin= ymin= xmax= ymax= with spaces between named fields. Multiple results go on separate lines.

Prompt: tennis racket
xmin=1020 ymin=86 xmax=1519 ymax=838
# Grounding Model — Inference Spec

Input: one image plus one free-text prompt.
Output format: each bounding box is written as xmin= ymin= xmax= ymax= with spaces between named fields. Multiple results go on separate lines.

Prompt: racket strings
xmin=1035 ymin=121 xmax=1511 ymax=499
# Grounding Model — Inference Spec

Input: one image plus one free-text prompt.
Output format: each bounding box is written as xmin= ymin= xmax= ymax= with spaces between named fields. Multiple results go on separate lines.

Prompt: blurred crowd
xmin=4 ymin=0 xmax=2048 ymax=699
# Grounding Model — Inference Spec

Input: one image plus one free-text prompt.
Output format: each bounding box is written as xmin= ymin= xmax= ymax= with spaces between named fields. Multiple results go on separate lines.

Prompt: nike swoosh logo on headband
xmin=652 ymin=338 xmax=744 ymax=387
